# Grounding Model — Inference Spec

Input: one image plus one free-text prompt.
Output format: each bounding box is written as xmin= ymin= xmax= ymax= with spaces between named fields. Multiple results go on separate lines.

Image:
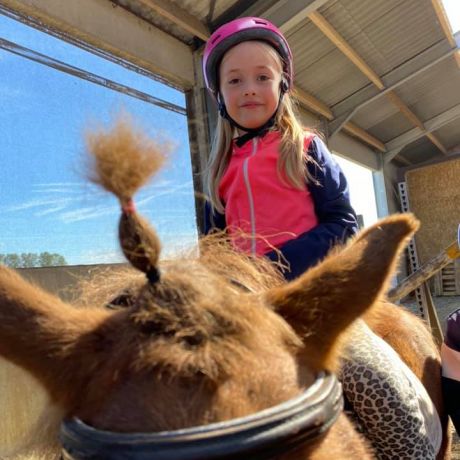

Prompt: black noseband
xmin=60 ymin=372 xmax=343 ymax=460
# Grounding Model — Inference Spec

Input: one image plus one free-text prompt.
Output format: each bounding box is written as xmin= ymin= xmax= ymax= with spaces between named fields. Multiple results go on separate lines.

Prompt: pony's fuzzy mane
xmin=71 ymin=234 xmax=298 ymax=383
xmin=74 ymin=234 xmax=285 ymax=311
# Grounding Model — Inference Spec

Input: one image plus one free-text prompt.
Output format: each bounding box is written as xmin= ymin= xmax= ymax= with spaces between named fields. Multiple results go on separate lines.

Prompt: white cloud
xmin=137 ymin=181 xmax=193 ymax=206
xmin=60 ymin=205 xmax=117 ymax=223
xmin=4 ymin=180 xmax=195 ymax=225
xmin=5 ymin=197 xmax=75 ymax=212
xmin=2 ymin=182 xmax=109 ymax=222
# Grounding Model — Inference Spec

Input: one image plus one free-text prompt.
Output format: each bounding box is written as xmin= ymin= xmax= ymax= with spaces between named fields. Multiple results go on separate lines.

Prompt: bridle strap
xmin=60 ymin=372 xmax=343 ymax=460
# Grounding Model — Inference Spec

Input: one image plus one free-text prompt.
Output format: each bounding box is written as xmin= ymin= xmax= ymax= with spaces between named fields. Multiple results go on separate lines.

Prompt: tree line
xmin=0 ymin=252 xmax=67 ymax=268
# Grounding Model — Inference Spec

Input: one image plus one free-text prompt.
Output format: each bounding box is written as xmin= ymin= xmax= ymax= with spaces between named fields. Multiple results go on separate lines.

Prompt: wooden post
xmin=387 ymin=240 xmax=460 ymax=302
xmin=422 ymin=284 xmax=444 ymax=345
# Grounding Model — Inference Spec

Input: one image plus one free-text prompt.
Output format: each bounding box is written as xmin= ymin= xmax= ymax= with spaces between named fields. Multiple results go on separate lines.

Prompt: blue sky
xmin=0 ymin=13 xmax=198 ymax=265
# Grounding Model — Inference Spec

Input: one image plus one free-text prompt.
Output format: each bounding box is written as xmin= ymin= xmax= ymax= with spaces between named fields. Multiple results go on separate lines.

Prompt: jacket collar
xmin=232 ymin=130 xmax=280 ymax=153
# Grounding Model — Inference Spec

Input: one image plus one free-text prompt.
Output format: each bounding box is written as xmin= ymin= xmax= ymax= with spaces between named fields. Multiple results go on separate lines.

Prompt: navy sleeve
xmin=204 ymin=200 xmax=226 ymax=234
xmin=265 ymin=137 xmax=358 ymax=280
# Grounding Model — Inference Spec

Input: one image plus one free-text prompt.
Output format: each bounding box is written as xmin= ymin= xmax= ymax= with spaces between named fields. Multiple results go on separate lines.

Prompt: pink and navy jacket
xmin=204 ymin=131 xmax=358 ymax=280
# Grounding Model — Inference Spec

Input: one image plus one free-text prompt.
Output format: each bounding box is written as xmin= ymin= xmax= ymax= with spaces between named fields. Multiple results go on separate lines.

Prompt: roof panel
xmin=296 ymin=49 xmax=370 ymax=106
xmin=177 ymin=0 xmax=238 ymax=23
xmin=287 ymin=17 xmax=370 ymax=106
xmin=352 ymin=98 xmax=398 ymax=130
xmin=113 ymin=0 xmax=193 ymax=43
xmin=399 ymin=136 xmax=442 ymax=164
xmin=287 ymin=18 xmax=336 ymax=72
xmin=393 ymin=58 xmax=460 ymax=121
xmin=319 ymin=0 xmax=445 ymax=76
xmin=365 ymin=112 xmax=414 ymax=143
xmin=433 ymin=118 xmax=460 ymax=150
xmin=351 ymin=96 xmax=417 ymax=142
xmin=113 ymin=0 xmax=242 ymax=43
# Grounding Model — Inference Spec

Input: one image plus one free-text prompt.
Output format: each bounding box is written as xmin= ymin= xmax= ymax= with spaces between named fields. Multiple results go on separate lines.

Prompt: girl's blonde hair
xmin=205 ymin=42 xmax=317 ymax=213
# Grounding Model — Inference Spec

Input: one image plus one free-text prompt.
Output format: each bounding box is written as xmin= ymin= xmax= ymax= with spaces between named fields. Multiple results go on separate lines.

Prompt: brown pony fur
xmin=0 ymin=119 xmax=449 ymax=459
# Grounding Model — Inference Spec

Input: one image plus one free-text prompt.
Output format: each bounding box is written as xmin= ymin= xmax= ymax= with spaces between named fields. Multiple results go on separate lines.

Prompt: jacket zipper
xmin=242 ymin=137 xmax=258 ymax=255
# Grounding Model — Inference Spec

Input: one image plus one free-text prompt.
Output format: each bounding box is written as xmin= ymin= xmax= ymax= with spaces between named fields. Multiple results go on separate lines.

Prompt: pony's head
xmin=0 ymin=117 xmax=418 ymax=458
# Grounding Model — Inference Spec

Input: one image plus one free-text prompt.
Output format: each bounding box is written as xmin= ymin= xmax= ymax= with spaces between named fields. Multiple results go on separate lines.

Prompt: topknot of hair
xmin=86 ymin=115 xmax=169 ymax=205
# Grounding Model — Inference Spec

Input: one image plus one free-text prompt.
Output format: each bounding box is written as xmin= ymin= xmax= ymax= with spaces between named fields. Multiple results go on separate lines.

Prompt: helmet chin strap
xmin=217 ymin=82 xmax=287 ymax=147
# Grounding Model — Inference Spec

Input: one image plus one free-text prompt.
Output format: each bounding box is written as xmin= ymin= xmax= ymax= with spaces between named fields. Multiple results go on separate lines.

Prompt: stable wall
xmin=19 ymin=263 xmax=127 ymax=302
xmin=405 ymin=157 xmax=460 ymax=264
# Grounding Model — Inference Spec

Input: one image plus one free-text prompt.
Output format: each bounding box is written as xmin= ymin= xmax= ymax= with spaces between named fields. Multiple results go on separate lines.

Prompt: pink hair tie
xmin=122 ymin=199 xmax=136 ymax=214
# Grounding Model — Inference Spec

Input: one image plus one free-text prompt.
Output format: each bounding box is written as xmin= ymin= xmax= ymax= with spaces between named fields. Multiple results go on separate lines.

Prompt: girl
xmin=202 ymin=17 xmax=443 ymax=459
xmin=202 ymin=16 xmax=358 ymax=279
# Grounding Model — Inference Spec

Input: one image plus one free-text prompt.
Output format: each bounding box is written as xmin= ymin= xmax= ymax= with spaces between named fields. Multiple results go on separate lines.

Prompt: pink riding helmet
xmin=202 ymin=17 xmax=293 ymax=96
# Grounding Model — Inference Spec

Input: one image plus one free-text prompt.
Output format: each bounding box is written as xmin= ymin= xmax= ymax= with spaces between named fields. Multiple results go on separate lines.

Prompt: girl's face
xmin=219 ymin=41 xmax=283 ymax=133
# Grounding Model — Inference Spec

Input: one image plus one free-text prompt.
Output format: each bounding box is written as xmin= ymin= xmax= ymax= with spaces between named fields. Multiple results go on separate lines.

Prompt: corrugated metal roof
xmin=356 ymin=107 xmax=415 ymax=143
xmin=288 ymin=18 xmax=370 ymax=106
xmin=176 ymin=0 xmax=238 ymax=24
xmin=113 ymin=0 xmax=241 ymax=44
xmin=432 ymin=118 xmax=460 ymax=150
xmin=400 ymin=136 xmax=441 ymax=164
xmin=296 ymin=48 xmax=371 ymax=107
xmin=393 ymin=58 xmax=460 ymax=120
xmin=319 ymin=0 xmax=445 ymax=75
xmin=113 ymin=0 xmax=195 ymax=43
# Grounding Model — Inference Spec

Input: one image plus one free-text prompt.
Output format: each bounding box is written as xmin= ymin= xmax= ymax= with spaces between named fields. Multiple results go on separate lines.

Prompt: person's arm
xmin=441 ymin=308 xmax=460 ymax=435
xmin=266 ymin=136 xmax=358 ymax=280
xmin=203 ymin=200 xmax=226 ymax=234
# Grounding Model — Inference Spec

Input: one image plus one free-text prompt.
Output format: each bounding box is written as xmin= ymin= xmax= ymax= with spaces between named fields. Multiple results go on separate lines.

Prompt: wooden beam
xmin=343 ymin=122 xmax=386 ymax=152
xmin=448 ymin=142 xmax=460 ymax=154
xmin=308 ymin=11 xmax=385 ymax=89
xmin=295 ymin=88 xmax=386 ymax=152
xmin=396 ymin=155 xmax=412 ymax=166
xmin=385 ymin=90 xmax=448 ymax=154
xmin=426 ymin=132 xmax=448 ymax=154
xmin=136 ymin=0 xmax=210 ymax=41
xmin=385 ymin=91 xmax=425 ymax=130
xmin=294 ymin=87 xmax=334 ymax=120
xmin=431 ymin=0 xmax=460 ymax=69
xmin=387 ymin=239 xmax=460 ymax=301
xmin=384 ymin=102 xmax=460 ymax=159
xmin=263 ymin=0 xmax=330 ymax=34
xmin=431 ymin=0 xmax=456 ymax=48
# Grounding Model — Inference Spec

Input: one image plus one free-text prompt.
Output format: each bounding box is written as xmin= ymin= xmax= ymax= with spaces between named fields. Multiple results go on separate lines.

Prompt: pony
xmin=0 ymin=118 xmax=450 ymax=459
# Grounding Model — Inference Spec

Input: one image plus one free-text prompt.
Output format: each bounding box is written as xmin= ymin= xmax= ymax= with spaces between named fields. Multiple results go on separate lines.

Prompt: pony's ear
xmin=265 ymin=214 xmax=419 ymax=371
xmin=0 ymin=265 xmax=112 ymax=410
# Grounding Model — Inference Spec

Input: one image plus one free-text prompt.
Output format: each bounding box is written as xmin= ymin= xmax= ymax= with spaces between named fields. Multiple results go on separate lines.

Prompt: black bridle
xmin=60 ymin=372 xmax=343 ymax=460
